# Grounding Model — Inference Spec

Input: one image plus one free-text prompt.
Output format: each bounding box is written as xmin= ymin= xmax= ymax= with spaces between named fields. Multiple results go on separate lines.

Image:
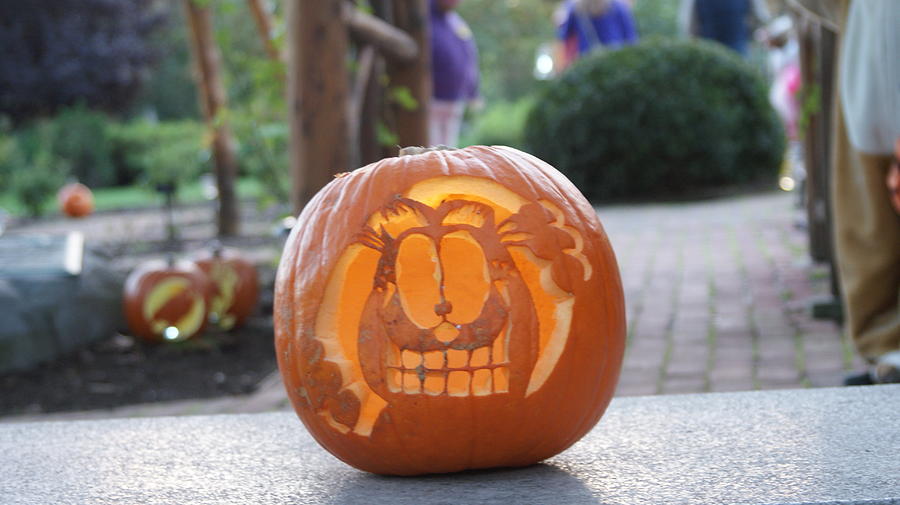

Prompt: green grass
xmin=1 ymin=178 xmax=264 ymax=217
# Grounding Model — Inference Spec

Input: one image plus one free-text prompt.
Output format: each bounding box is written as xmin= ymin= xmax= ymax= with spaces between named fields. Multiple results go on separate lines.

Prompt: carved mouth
xmin=385 ymin=336 xmax=509 ymax=396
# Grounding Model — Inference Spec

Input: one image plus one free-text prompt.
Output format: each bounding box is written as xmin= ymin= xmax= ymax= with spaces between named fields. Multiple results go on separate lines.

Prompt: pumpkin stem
xmin=398 ymin=145 xmax=455 ymax=157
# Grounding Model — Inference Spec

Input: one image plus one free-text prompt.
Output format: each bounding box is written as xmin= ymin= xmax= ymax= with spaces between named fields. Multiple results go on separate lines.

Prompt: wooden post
xmin=386 ymin=0 xmax=431 ymax=150
xmin=183 ymin=0 xmax=240 ymax=237
xmin=286 ymin=0 xmax=350 ymax=215
xmin=246 ymin=0 xmax=283 ymax=62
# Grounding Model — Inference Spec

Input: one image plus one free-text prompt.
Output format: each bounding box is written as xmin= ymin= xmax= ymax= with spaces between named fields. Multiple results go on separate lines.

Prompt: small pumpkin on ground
xmin=274 ymin=145 xmax=626 ymax=475
xmin=57 ymin=182 xmax=95 ymax=218
xmin=124 ymin=257 xmax=212 ymax=342
xmin=193 ymin=245 xmax=259 ymax=330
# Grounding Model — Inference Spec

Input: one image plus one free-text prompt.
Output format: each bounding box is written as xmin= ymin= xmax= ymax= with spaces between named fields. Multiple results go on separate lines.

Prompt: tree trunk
xmin=386 ymin=0 xmax=430 ymax=151
xmin=246 ymin=0 xmax=282 ymax=62
xmin=286 ymin=0 xmax=350 ymax=215
xmin=183 ymin=0 xmax=240 ymax=236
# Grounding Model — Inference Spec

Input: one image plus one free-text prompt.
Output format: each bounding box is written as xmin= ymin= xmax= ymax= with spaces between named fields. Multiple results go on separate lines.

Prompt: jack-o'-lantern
xmin=124 ymin=258 xmax=212 ymax=342
xmin=57 ymin=182 xmax=94 ymax=218
xmin=193 ymin=245 xmax=259 ymax=330
xmin=274 ymin=146 xmax=626 ymax=475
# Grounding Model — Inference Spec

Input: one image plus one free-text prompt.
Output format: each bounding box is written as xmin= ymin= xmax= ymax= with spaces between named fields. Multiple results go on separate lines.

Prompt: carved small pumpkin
xmin=124 ymin=258 xmax=212 ymax=342
xmin=193 ymin=246 xmax=259 ymax=330
xmin=57 ymin=182 xmax=94 ymax=218
xmin=274 ymin=146 xmax=625 ymax=475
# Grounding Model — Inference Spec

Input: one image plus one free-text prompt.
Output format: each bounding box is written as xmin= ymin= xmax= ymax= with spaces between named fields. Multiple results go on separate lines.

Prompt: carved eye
xmin=439 ymin=230 xmax=490 ymax=325
xmin=395 ymin=233 xmax=443 ymax=329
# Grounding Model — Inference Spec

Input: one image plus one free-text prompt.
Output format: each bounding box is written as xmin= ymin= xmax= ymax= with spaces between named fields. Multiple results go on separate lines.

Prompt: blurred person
xmin=556 ymin=0 xmax=638 ymax=69
xmin=429 ymin=0 xmax=480 ymax=147
xmin=790 ymin=0 xmax=900 ymax=384
xmin=680 ymin=0 xmax=770 ymax=57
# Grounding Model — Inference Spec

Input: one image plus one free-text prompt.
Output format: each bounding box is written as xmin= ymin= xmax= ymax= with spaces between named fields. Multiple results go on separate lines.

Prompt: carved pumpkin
xmin=193 ymin=246 xmax=259 ymax=330
xmin=57 ymin=182 xmax=94 ymax=218
xmin=124 ymin=258 xmax=212 ymax=342
xmin=274 ymin=146 xmax=626 ymax=475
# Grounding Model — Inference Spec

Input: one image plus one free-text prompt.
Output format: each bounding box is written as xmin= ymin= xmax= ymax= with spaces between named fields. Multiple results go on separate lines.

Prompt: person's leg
xmin=442 ymin=101 xmax=466 ymax=148
xmin=831 ymin=101 xmax=900 ymax=364
xmin=429 ymin=100 xmax=466 ymax=147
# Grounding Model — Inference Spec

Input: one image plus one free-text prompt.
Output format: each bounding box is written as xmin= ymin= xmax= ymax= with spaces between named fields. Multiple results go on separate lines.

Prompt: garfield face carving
xmin=357 ymin=199 xmax=537 ymax=398
xmin=310 ymin=176 xmax=592 ymax=437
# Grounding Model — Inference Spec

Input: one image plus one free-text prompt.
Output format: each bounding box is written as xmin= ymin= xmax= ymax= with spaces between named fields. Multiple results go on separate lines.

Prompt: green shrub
xmin=231 ymin=113 xmax=289 ymax=207
xmin=45 ymin=105 xmax=117 ymax=187
xmin=109 ymin=119 xmax=209 ymax=188
xmin=0 ymin=119 xmax=69 ymax=216
xmin=461 ymin=98 xmax=535 ymax=150
xmin=524 ymin=38 xmax=785 ymax=201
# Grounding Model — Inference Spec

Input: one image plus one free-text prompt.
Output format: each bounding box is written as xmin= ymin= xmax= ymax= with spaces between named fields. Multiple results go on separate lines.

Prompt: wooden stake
xmin=386 ymin=0 xmax=431 ymax=151
xmin=183 ymin=0 xmax=240 ymax=237
xmin=286 ymin=0 xmax=351 ymax=215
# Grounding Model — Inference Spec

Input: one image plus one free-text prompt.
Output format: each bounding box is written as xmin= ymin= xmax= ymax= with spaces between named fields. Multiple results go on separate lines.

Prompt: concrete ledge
xmin=2 ymin=385 xmax=898 ymax=505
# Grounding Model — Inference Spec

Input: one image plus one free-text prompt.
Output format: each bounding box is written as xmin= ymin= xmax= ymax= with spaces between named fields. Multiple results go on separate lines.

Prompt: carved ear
xmin=367 ymin=198 xmax=434 ymax=239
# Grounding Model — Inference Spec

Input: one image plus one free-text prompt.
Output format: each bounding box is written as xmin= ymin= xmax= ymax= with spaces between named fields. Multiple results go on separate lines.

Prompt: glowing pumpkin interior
xmin=313 ymin=176 xmax=591 ymax=437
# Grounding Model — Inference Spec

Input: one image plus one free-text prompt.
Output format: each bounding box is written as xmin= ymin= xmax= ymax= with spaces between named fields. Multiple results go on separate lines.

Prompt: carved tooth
xmin=401 ymin=349 xmax=422 ymax=370
xmin=492 ymin=331 xmax=507 ymax=364
xmin=402 ymin=371 xmax=421 ymax=394
xmin=387 ymin=342 xmax=401 ymax=367
xmin=493 ymin=367 xmax=509 ymax=393
xmin=423 ymin=372 xmax=445 ymax=396
xmin=447 ymin=370 xmax=470 ymax=397
xmin=446 ymin=348 xmax=468 ymax=369
xmin=387 ymin=368 xmax=402 ymax=393
xmin=423 ymin=350 xmax=444 ymax=370
xmin=470 ymin=346 xmax=490 ymax=367
xmin=472 ymin=369 xmax=492 ymax=396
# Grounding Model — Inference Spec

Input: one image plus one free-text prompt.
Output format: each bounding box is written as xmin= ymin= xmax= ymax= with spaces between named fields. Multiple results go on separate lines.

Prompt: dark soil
xmin=0 ymin=316 xmax=277 ymax=416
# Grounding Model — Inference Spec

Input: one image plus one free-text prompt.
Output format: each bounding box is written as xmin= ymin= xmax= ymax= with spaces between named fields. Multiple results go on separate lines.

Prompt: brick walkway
xmin=1 ymin=190 xmax=861 ymax=422
xmin=603 ymin=190 xmax=860 ymax=397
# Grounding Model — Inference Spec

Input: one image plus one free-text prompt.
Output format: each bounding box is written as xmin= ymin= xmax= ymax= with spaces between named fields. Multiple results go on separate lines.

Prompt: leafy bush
xmin=109 ymin=120 xmax=209 ymax=188
xmin=42 ymin=105 xmax=117 ymax=188
xmin=461 ymin=98 xmax=535 ymax=149
xmin=0 ymin=0 xmax=164 ymax=122
xmin=0 ymin=122 xmax=68 ymax=216
xmin=524 ymin=38 xmax=785 ymax=201
xmin=232 ymin=114 xmax=289 ymax=207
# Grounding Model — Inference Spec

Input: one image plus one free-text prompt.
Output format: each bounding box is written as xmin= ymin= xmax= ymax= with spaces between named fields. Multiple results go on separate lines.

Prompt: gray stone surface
xmin=0 ymin=239 xmax=124 ymax=373
xmin=2 ymin=385 xmax=898 ymax=505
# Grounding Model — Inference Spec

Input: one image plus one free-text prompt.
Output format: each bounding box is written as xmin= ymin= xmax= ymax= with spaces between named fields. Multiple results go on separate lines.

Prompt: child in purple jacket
xmin=557 ymin=0 xmax=638 ymax=60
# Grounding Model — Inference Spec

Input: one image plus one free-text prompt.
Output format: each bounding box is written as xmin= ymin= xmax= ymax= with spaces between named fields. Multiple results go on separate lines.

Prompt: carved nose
xmin=434 ymin=300 xmax=453 ymax=316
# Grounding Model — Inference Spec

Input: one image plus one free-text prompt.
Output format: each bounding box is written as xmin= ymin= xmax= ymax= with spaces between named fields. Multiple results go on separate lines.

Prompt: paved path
xmin=2 ymin=190 xmax=860 ymax=422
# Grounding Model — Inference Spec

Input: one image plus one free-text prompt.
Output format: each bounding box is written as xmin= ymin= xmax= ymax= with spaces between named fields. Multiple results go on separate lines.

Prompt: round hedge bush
xmin=524 ymin=38 xmax=785 ymax=201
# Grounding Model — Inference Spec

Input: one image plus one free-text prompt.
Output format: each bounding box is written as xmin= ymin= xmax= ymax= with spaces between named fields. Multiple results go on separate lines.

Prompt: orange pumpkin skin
xmin=57 ymin=183 xmax=95 ymax=218
xmin=193 ymin=248 xmax=259 ymax=330
xmin=124 ymin=259 xmax=212 ymax=342
xmin=274 ymin=146 xmax=626 ymax=475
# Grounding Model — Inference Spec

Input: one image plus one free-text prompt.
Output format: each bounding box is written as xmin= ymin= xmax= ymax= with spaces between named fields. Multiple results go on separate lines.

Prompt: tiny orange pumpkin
xmin=57 ymin=182 xmax=94 ymax=218
xmin=123 ymin=258 xmax=212 ymax=342
xmin=193 ymin=246 xmax=259 ymax=330
xmin=274 ymin=146 xmax=626 ymax=475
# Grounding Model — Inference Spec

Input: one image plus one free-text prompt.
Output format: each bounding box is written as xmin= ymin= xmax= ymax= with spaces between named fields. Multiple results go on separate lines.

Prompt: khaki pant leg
xmin=831 ymin=102 xmax=900 ymax=360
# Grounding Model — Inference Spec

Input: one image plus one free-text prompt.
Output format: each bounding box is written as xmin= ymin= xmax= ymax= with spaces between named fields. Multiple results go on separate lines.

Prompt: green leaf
xmin=389 ymin=86 xmax=419 ymax=111
xmin=376 ymin=122 xmax=399 ymax=147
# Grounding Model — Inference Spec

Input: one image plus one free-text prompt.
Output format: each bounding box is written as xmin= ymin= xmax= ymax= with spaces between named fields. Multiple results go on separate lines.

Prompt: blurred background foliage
xmin=0 ymin=0 xmax=283 ymax=216
xmin=0 ymin=0 xmax=784 ymax=215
